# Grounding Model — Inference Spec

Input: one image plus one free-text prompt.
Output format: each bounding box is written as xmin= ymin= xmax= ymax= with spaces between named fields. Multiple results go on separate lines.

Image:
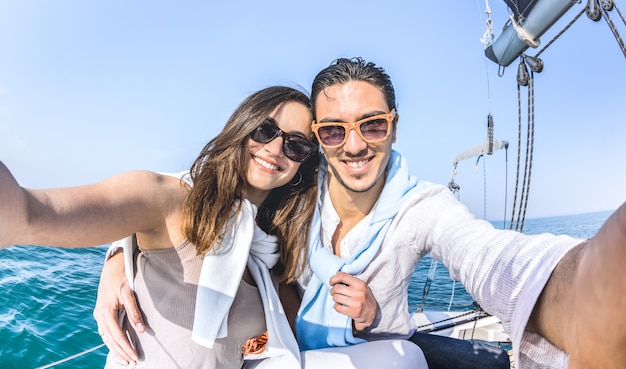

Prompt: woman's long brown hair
xmin=181 ymin=86 xmax=318 ymax=283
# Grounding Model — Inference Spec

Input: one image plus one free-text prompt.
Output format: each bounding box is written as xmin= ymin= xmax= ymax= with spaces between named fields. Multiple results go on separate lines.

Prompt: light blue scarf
xmin=295 ymin=150 xmax=421 ymax=351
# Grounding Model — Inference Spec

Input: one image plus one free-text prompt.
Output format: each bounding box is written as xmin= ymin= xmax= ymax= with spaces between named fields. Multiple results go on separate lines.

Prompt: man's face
xmin=314 ymin=80 xmax=396 ymax=194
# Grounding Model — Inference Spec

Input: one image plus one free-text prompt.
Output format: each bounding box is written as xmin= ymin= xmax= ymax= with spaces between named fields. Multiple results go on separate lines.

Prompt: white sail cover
xmin=485 ymin=0 xmax=576 ymax=66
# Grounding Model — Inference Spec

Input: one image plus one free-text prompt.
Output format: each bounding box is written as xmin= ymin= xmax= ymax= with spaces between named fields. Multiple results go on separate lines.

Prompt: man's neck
xmin=328 ymin=181 xmax=380 ymax=221
xmin=326 ymin=174 xmax=385 ymax=256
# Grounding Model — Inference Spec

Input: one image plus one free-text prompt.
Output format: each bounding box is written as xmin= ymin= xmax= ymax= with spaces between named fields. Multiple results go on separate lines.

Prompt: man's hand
xmin=93 ymin=251 xmax=144 ymax=366
xmin=329 ymin=271 xmax=377 ymax=332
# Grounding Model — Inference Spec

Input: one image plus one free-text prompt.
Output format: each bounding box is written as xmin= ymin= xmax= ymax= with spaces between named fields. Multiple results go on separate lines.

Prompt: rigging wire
xmin=478 ymin=0 xmax=495 ymax=113
xmin=35 ymin=343 xmax=106 ymax=369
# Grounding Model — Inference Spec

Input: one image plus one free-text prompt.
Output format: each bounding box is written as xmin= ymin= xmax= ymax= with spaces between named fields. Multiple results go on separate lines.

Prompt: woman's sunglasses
xmin=249 ymin=118 xmax=317 ymax=162
xmin=311 ymin=109 xmax=396 ymax=148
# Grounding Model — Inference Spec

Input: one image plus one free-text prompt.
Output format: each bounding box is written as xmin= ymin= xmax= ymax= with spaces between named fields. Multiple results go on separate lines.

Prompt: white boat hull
xmin=412 ymin=310 xmax=511 ymax=343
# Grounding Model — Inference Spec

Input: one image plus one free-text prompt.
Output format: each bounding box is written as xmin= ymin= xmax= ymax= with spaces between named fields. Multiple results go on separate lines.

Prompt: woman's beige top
xmin=104 ymin=240 xmax=266 ymax=369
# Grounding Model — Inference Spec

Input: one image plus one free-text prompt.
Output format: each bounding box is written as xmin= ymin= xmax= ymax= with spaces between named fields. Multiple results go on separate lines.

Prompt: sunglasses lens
xmin=316 ymin=116 xmax=390 ymax=147
xmin=250 ymin=122 xmax=278 ymax=143
xmin=360 ymin=118 xmax=389 ymax=141
xmin=317 ymin=126 xmax=346 ymax=147
xmin=284 ymin=137 xmax=314 ymax=162
xmin=250 ymin=120 xmax=314 ymax=162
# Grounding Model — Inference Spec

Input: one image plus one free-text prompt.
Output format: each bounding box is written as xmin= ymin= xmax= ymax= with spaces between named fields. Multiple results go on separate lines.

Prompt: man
xmin=96 ymin=58 xmax=626 ymax=369
xmin=294 ymin=57 xmax=509 ymax=369
xmin=294 ymin=57 xmax=626 ymax=369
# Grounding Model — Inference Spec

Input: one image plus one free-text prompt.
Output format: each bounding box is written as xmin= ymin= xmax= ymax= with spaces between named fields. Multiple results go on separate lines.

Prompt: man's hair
xmin=311 ymin=57 xmax=397 ymax=114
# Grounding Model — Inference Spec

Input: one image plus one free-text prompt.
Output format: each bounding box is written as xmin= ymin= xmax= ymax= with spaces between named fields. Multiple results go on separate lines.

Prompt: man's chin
xmin=328 ymin=161 xmax=380 ymax=193
xmin=338 ymin=175 xmax=378 ymax=194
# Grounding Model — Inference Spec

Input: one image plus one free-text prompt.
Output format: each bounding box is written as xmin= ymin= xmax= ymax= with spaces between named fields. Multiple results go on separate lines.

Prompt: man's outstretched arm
xmin=527 ymin=201 xmax=626 ymax=369
xmin=93 ymin=251 xmax=145 ymax=366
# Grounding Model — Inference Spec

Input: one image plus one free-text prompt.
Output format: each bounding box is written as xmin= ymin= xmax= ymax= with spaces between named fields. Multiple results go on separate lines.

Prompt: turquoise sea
xmin=0 ymin=210 xmax=613 ymax=368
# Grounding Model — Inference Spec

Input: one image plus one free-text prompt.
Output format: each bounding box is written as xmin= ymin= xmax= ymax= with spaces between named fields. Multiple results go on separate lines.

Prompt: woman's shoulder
xmin=114 ymin=170 xmax=191 ymax=191
xmin=103 ymin=170 xmax=189 ymax=218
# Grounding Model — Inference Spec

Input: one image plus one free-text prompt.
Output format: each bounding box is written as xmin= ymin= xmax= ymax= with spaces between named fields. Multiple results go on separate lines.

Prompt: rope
xmin=515 ymin=71 xmax=532 ymax=232
xmin=612 ymin=0 xmax=626 ymax=26
xmin=502 ymin=146 xmax=509 ymax=229
xmin=509 ymin=13 xmax=541 ymax=47
xmin=470 ymin=154 xmax=487 ymax=220
xmin=509 ymin=66 xmax=524 ymax=230
xmin=416 ymin=259 xmax=439 ymax=313
xmin=599 ymin=0 xmax=626 ymax=58
xmin=511 ymin=64 xmax=535 ymax=233
xmin=480 ymin=0 xmax=496 ymax=47
xmin=519 ymin=71 xmax=536 ymax=232
xmin=416 ymin=305 xmax=491 ymax=335
xmin=416 ymin=309 xmax=480 ymax=330
xmin=532 ymin=1 xmax=625 ymax=60
xmin=509 ymin=57 xmax=536 ymax=233
xmin=447 ymin=280 xmax=457 ymax=311
xmin=507 ymin=0 xmax=624 ymax=232
xmin=470 ymin=311 xmax=479 ymax=341
xmin=535 ymin=7 xmax=586 ymax=58
xmin=483 ymin=154 xmax=487 ymax=220
xmin=35 ymin=343 xmax=106 ymax=369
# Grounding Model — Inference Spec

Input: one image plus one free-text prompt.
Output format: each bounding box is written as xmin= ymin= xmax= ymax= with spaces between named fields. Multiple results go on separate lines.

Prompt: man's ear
xmin=391 ymin=113 xmax=399 ymax=143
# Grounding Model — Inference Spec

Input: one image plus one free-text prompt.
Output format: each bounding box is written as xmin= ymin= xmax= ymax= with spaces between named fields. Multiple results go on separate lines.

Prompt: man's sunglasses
xmin=311 ymin=110 xmax=396 ymax=148
xmin=249 ymin=118 xmax=317 ymax=162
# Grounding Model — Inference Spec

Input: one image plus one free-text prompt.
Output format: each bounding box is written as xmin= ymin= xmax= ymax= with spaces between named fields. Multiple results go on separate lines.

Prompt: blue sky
xmin=1 ymin=1 xmax=624 ymax=220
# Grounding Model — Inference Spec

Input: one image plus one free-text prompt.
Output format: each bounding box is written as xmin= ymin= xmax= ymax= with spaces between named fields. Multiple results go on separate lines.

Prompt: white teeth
xmin=346 ymin=160 xmax=368 ymax=169
xmin=254 ymin=156 xmax=280 ymax=171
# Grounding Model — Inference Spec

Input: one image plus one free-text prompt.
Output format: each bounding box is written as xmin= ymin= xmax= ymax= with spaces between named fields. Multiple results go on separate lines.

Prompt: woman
xmin=0 ymin=86 xmax=319 ymax=368
xmin=1 ymin=85 xmax=426 ymax=369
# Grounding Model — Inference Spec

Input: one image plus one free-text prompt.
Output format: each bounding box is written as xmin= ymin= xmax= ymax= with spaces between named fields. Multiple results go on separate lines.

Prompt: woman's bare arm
xmin=1 ymin=160 xmax=185 ymax=249
xmin=0 ymin=161 xmax=29 ymax=248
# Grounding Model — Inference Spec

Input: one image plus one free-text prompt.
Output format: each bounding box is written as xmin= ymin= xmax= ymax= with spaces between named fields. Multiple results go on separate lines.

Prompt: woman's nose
xmin=264 ymin=135 xmax=285 ymax=157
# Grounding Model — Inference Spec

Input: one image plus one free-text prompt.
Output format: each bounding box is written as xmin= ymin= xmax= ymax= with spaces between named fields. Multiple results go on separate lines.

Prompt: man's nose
xmin=342 ymin=128 xmax=367 ymax=153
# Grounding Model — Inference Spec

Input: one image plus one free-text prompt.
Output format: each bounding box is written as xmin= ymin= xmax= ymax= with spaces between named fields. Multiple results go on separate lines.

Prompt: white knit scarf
xmin=191 ymin=199 xmax=300 ymax=365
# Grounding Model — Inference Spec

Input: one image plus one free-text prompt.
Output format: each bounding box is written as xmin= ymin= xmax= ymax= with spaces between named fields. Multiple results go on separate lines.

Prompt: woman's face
xmin=245 ymin=101 xmax=313 ymax=206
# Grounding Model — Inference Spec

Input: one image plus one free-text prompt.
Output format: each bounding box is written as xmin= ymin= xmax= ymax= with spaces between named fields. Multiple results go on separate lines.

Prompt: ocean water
xmin=0 ymin=210 xmax=613 ymax=368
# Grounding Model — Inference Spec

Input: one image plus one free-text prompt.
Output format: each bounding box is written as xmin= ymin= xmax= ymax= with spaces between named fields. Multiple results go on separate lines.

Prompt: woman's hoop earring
xmin=289 ymin=171 xmax=303 ymax=187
